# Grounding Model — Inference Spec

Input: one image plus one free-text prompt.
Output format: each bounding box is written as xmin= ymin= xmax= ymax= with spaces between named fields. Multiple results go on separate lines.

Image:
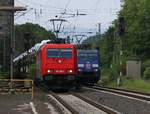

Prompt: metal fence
xmin=0 ymin=79 xmax=34 ymax=99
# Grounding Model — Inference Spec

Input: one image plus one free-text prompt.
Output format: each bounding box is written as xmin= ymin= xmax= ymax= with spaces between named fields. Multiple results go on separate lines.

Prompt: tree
xmin=83 ymin=0 xmax=150 ymax=76
xmin=15 ymin=23 xmax=55 ymax=55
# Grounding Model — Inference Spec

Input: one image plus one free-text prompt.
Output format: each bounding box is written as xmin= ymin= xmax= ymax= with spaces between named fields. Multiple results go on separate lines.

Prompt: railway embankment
xmin=99 ymin=76 xmax=150 ymax=94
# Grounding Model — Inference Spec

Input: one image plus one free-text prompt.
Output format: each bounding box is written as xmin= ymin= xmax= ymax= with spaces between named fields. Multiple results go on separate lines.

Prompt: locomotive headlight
xmin=68 ymin=70 xmax=73 ymax=73
xmin=78 ymin=69 xmax=82 ymax=72
xmin=47 ymin=70 xmax=51 ymax=73
xmin=69 ymin=70 xmax=73 ymax=73
xmin=94 ymin=69 xmax=98 ymax=72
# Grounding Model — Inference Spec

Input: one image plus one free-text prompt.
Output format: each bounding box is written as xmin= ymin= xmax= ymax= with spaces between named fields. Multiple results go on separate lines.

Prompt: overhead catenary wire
xmin=15 ymin=0 xmax=122 ymax=36
xmin=93 ymin=0 xmax=102 ymax=12
xmin=16 ymin=0 xmax=120 ymax=22
xmin=16 ymin=0 xmax=117 ymax=19
xmin=58 ymin=0 xmax=73 ymax=18
xmin=15 ymin=8 xmax=33 ymax=20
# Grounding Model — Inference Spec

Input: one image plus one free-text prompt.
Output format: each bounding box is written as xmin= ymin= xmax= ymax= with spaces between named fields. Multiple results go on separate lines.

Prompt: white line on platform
xmin=30 ymin=102 xmax=38 ymax=114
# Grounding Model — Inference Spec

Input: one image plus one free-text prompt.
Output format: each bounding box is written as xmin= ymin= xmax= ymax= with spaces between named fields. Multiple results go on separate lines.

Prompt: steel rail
xmin=87 ymin=84 xmax=150 ymax=101
xmin=94 ymin=84 xmax=150 ymax=96
xmin=49 ymin=91 xmax=79 ymax=114
xmin=71 ymin=92 xmax=120 ymax=114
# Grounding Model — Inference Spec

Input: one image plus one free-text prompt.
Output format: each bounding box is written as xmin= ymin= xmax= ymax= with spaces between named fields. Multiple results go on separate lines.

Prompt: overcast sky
xmin=15 ymin=0 xmax=121 ymax=36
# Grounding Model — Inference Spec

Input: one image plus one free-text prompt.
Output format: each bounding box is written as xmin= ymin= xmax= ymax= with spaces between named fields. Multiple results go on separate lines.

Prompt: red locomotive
xmin=35 ymin=43 xmax=77 ymax=89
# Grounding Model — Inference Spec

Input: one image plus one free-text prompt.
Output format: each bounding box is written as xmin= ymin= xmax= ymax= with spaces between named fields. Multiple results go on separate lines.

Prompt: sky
xmin=15 ymin=0 xmax=121 ymax=37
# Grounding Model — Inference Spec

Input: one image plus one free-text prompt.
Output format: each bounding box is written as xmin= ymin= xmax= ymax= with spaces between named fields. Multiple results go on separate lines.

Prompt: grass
xmin=105 ymin=77 xmax=150 ymax=93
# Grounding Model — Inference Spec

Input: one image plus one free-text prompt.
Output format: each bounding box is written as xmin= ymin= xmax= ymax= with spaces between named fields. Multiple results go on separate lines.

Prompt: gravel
xmin=79 ymin=88 xmax=150 ymax=114
xmin=59 ymin=94 xmax=107 ymax=114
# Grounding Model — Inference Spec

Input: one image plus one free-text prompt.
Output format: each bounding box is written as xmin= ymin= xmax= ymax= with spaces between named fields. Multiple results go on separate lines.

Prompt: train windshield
xmin=78 ymin=53 xmax=98 ymax=61
xmin=47 ymin=48 xmax=72 ymax=58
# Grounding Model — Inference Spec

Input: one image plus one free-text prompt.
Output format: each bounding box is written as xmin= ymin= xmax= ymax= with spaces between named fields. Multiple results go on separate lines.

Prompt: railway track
xmin=47 ymin=91 xmax=120 ymax=114
xmin=48 ymin=91 xmax=79 ymax=114
xmin=86 ymin=84 xmax=150 ymax=102
xmin=70 ymin=92 xmax=120 ymax=114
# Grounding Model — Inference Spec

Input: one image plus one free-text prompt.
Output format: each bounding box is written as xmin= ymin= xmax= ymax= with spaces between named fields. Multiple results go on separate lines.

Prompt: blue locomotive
xmin=77 ymin=49 xmax=101 ymax=84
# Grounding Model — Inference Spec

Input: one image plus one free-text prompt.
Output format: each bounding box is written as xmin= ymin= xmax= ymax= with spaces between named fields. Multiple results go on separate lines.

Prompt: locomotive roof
xmin=39 ymin=43 xmax=75 ymax=50
xmin=13 ymin=40 xmax=76 ymax=62
xmin=43 ymin=43 xmax=74 ymax=47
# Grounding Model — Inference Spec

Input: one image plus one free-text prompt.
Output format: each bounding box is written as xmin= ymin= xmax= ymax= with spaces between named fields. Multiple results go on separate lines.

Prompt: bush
xmin=99 ymin=77 xmax=109 ymax=86
xmin=108 ymin=64 xmax=120 ymax=81
xmin=109 ymin=69 xmax=119 ymax=81
xmin=143 ymin=67 xmax=150 ymax=80
xmin=142 ymin=60 xmax=150 ymax=75
xmin=143 ymin=60 xmax=150 ymax=68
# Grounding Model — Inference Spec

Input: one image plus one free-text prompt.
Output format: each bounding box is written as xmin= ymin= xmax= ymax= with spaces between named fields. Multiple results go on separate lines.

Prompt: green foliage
xmin=98 ymin=76 xmax=109 ymax=86
xmin=100 ymin=27 xmax=116 ymax=67
xmin=99 ymin=69 xmax=110 ymax=85
xmin=15 ymin=22 xmax=55 ymax=54
xmin=143 ymin=67 xmax=150 ymax=80
xmin=142 ymin=60 xmax=150 ymax=70
xmin=84 ymin=0 xmax=150 ymax=80
xmin=27 ymin=64 xmax=36 ymax=79
xmin=122 ymin=77 xmax=150 ymax=93
xmin=120 ymin=0 xmax=150 ymax=59
xmin=80 ymin=0 xmax=150 ymax=93
xmin=104 ymin=76 xmax=150 ymax=93
xmin=109 ymin=64 xmax=120 ymax=81
xmin=141 ymin=59 xmax=150 ymax=76
xmin=99 ymin=66 xmax=119 ymax=86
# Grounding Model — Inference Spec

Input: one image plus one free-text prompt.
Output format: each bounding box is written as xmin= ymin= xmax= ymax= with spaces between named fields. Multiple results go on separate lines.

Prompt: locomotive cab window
xmin=61 ymin=49 xmax=72 ymax=58
xmin=78 ymin=53 xmax=98 ymax=60
xmin=47 ymin=48 xmax=72 ymax=58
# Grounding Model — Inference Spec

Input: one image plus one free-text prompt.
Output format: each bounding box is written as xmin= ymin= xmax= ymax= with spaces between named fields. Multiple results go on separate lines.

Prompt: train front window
xmin=61 ymin=49 xmax=72 ymax=58
xmin=47 ymin=48 xmax=72 ymax=58
xmin=47 ymin=49 xmax=59 ymax=58
xmin=78 ymin=53 xmax=98 ymax=60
